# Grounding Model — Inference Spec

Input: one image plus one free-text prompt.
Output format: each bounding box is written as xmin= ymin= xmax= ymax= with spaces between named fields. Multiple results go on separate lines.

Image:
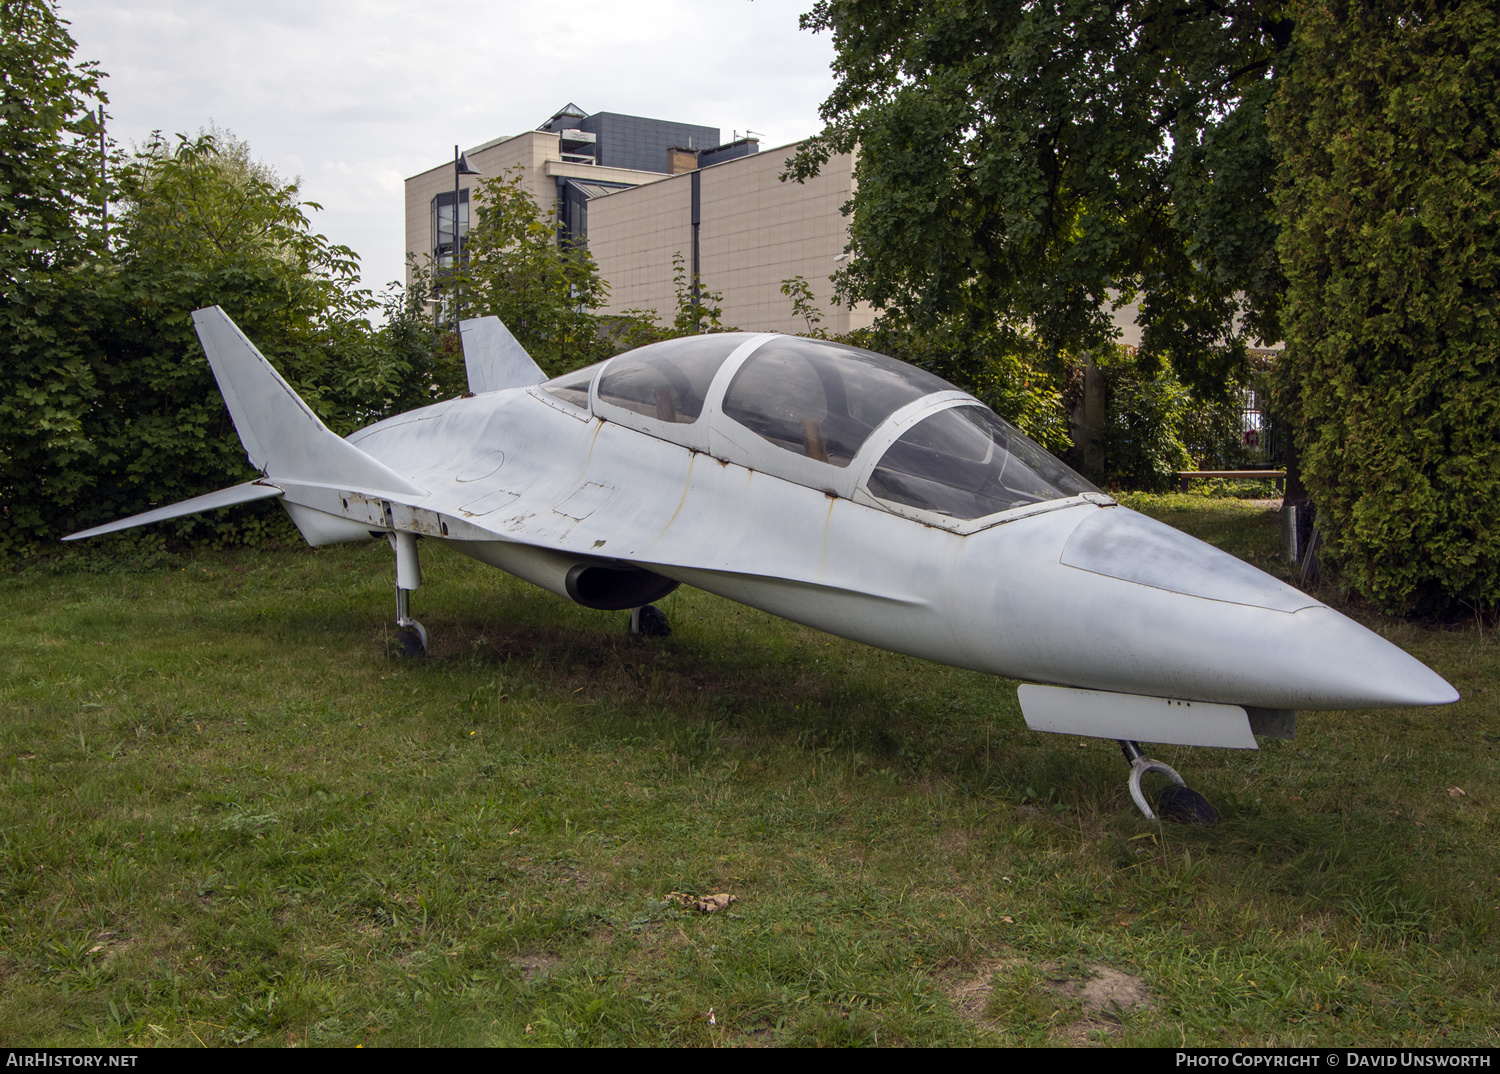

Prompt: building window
xmin=555 ymin=177 xmax=632 ymax=248
xmin=431 ymin=188 xmax=470 ymax=268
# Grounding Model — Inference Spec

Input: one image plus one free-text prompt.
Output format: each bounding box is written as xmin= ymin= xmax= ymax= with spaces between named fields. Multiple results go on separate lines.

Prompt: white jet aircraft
xmin=67 ymin=308 xmax=1459 ymax=822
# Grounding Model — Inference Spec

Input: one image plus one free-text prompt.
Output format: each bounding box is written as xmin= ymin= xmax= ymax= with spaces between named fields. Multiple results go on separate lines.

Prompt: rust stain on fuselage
xmin=570 ymin=419 xmax=607 ymax=489
xmin=660 ymin=452 xmax=697 ymax=536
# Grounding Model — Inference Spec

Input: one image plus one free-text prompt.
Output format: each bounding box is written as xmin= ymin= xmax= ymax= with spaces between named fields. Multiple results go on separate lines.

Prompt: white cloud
xmin=58 ymin=0 xmax=837 ymax=301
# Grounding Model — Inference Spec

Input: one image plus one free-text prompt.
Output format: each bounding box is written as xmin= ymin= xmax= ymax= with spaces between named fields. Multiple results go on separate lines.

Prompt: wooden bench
xmin=1176 ymin=470 xmax=1286 ymax=493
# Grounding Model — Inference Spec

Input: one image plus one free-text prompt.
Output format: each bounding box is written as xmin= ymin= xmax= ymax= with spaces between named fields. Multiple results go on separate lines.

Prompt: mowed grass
xmin=1 ymin=496 xmax=1496 ymax=1047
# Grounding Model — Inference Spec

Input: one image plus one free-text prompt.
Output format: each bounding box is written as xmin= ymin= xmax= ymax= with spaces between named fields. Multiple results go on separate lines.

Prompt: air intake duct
xmin=449 ymin=540 xmax=679 ymax=610
xmin=565 ymin=563 xmax=680 ymax=610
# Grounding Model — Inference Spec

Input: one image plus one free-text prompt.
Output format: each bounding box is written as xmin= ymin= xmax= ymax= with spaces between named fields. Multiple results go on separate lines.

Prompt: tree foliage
xmin=0 ymin=0 xmax=106 ymax=274
xmin=120 ymin=129 xmax=333 ymax=265
xmin=0 ymin=0 xmax=109 ymax=551
xmin=849 ymin=315 xmax=1074 ymax=453
xmin=429 ymin=168 xmax=612 ymax=377
xmin=3 ymin=124 xmax=455 ymax=551
xmin=799 ymin=0 xmax=1499 ymax=612
xmin=791 ymin=0 xmax=1290 ymax=397
xmin=428 ymin=170 xmax=744 ymax=375
xmin=109 ymin=133 xmax=437 ymax=430
xmin=1270 ymin=0 xmax=1500 ymax=613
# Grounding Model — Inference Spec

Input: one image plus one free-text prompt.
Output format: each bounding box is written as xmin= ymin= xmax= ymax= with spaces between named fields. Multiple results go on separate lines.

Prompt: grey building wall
xmin=579 ymin=112 xmax=720 ymax=173
xmin=699 ymin=137 xmax=759 ymax=167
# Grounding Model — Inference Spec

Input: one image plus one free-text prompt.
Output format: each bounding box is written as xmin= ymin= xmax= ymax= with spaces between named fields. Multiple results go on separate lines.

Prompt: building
xmin=403 ymin=104 xmax=870 ymax=337
xmin=588 ymin=144 xmax=871 ymax=336
xmin=404 ymin=104 xmax=691 ymax=274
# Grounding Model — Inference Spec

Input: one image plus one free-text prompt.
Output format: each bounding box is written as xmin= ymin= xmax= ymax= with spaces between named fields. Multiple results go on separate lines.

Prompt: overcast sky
xmin=57 ymin=0 xmax=837 ymax=303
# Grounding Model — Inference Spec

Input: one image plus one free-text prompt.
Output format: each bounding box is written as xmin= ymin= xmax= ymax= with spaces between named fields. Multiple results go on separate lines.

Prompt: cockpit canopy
xmin=541 ymin=334 xmax=1099 ymax=529
xmin=595 ymin=334 xmax=741 ymax=423
xmin=719 ymin=337 xmax=953 ymax=466
xmin=868 ymin=404 xmax=1095 ymax=519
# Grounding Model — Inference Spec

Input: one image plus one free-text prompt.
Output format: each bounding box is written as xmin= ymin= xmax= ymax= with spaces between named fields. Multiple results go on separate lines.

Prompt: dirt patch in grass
xmin=1045 ymin=962 xmax=1155 ymax=1045
xmin=946 ymin=957 xmax=1020 ymax=1025
xmin=947 ymin=957 xmax=1154 ymax=1045
xmin=508 ymin=951 xmax=560 ymax=985
xmin=938 ymin=828 xmax=972 ymax=857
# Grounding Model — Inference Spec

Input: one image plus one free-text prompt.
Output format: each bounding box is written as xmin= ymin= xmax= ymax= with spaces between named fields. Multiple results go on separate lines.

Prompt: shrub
xmin=1271 ymin=0 xmax=1500 ymax=613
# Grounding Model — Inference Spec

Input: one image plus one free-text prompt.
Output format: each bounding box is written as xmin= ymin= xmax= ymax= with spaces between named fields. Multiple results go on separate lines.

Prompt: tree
xmin=107 ymin=130 xmax=427 ymax=432
xmin=82 ymin=133 xmax=449 ymax=537
xmin=789 ymin=0 xmax=1290 ymax=398
xmin=433 ymin=168 xmax=612 ymax=377
xmin=2 ymin=126 xmax=451 ymax=550
xmin=780 ymin=275 xmax=828 ymax=338
xmin=1269 ymin=0 xmax=1500 ymax=613
xmin=119 ymin=127 xmax=317 ymax=262
xmin=665 ymin=253 xmax=732 ymax=336
xmin=0 ymin=0 xmax=106 ymax=274
xmin=799 ymin=0 xmax=1498 ymax=613
xmin=849 ymin=314 xmax=1076 ymax=452
xmin=0 ymin=0 xmax=109 ymax=552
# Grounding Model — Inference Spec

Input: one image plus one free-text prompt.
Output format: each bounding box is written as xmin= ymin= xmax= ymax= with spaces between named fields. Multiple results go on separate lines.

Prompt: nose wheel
xmin=629 ymin=604 xmax=670 ymax=637
xmin=1119 ymin=740 xmax=1218 ymax=824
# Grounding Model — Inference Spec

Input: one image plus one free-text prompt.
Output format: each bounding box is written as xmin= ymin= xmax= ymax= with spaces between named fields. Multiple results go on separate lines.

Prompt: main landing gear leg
xmin=390 ymin=531 xmax=427 ymax=658
xmin=1118 ymin=740 xmax=1218 ymax=825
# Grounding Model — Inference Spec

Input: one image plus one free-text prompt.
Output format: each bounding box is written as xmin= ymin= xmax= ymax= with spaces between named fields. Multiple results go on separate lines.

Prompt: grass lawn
xmin=1 ymin=494 xmax=1495 ymax=1047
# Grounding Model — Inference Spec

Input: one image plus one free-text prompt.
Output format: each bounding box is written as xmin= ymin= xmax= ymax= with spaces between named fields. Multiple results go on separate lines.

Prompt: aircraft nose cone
xmin=1278 ymin=606 xmax=1460 ymax=708
xmin=1030 ymin=506 xmax=1460 ymax=710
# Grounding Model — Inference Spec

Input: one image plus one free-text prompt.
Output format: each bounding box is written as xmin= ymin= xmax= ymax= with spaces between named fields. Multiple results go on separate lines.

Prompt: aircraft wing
xmin=63 ymin=481 xmax=284 ymax=541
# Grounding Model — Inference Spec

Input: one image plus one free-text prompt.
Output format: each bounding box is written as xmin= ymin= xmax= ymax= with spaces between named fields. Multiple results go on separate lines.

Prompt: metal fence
xmin=1240 ymin=386 xmax=1282 ymax=468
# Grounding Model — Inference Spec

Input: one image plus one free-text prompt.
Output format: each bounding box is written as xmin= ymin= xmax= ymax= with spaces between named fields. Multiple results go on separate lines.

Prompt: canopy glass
xmin=869 ymin=405 xmax=1098 ymax=519
xmin=721 ymin=338 xmax=951 ymax=466
xmin=542 ymin=360 xmax=606 ymax=409
xmin=540 ymin=334 xmax=1097 ymax=523
xmin=596 ymin=335 xmax=749 ymax=423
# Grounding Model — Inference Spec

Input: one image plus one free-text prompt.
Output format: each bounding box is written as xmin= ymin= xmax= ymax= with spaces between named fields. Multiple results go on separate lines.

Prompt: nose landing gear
xmin=629 ymin=604 xmax=671 ymax=638
xmin=1118 ymin=740 xmax=1218 ymax=824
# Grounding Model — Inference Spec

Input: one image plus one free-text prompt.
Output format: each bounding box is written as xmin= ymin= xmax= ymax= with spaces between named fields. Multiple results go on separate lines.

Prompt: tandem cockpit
xmin=537 ymin=333 xmax=1108 ymax=533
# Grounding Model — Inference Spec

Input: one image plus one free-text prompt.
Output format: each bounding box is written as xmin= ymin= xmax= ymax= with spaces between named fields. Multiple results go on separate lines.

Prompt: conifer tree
xmin=1271 ymin=0 xmax=1500 ymax=612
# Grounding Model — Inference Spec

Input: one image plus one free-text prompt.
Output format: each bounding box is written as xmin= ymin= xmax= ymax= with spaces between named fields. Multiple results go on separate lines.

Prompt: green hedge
xmin=0 ymin=258 xmax=448 ymax=555
xmin=1271 ymin=0 xmax=1500 ymax=613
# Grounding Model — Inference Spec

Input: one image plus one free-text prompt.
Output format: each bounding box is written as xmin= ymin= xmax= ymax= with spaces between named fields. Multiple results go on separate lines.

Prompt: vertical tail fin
xmin=192 ymin=306 xmax=424 ymax=495
xmin=459 ymin=316 xmax=546 ymax=393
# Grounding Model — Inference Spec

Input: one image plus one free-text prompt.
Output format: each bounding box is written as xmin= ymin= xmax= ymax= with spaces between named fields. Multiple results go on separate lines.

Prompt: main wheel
xmin=629 ymin=604 xmax=671 ymax=638
xmin=1155 ymin=785 xmax=1219 ymax=825
xmin=396 ymin=621 xmax=428 ymax=658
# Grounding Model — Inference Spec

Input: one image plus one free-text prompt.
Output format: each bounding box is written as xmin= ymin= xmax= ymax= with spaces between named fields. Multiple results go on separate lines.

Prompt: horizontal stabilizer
xmin=459 ymin=316 xmax=546 ymax=393
xmin=63 ymin=481 xmax=283 ymax=541
xmin=192 ymin=307 xmax=424 ymax=496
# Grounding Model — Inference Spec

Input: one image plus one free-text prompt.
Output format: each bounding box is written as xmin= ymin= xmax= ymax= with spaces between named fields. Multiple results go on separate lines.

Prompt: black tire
xmin=630 ymin=604 xmax=671 ymax=638
xmin=1156 ymin=785 xmax=1219 ymax=825
xmin=396 ymin=622 xmax=428 ymax=658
